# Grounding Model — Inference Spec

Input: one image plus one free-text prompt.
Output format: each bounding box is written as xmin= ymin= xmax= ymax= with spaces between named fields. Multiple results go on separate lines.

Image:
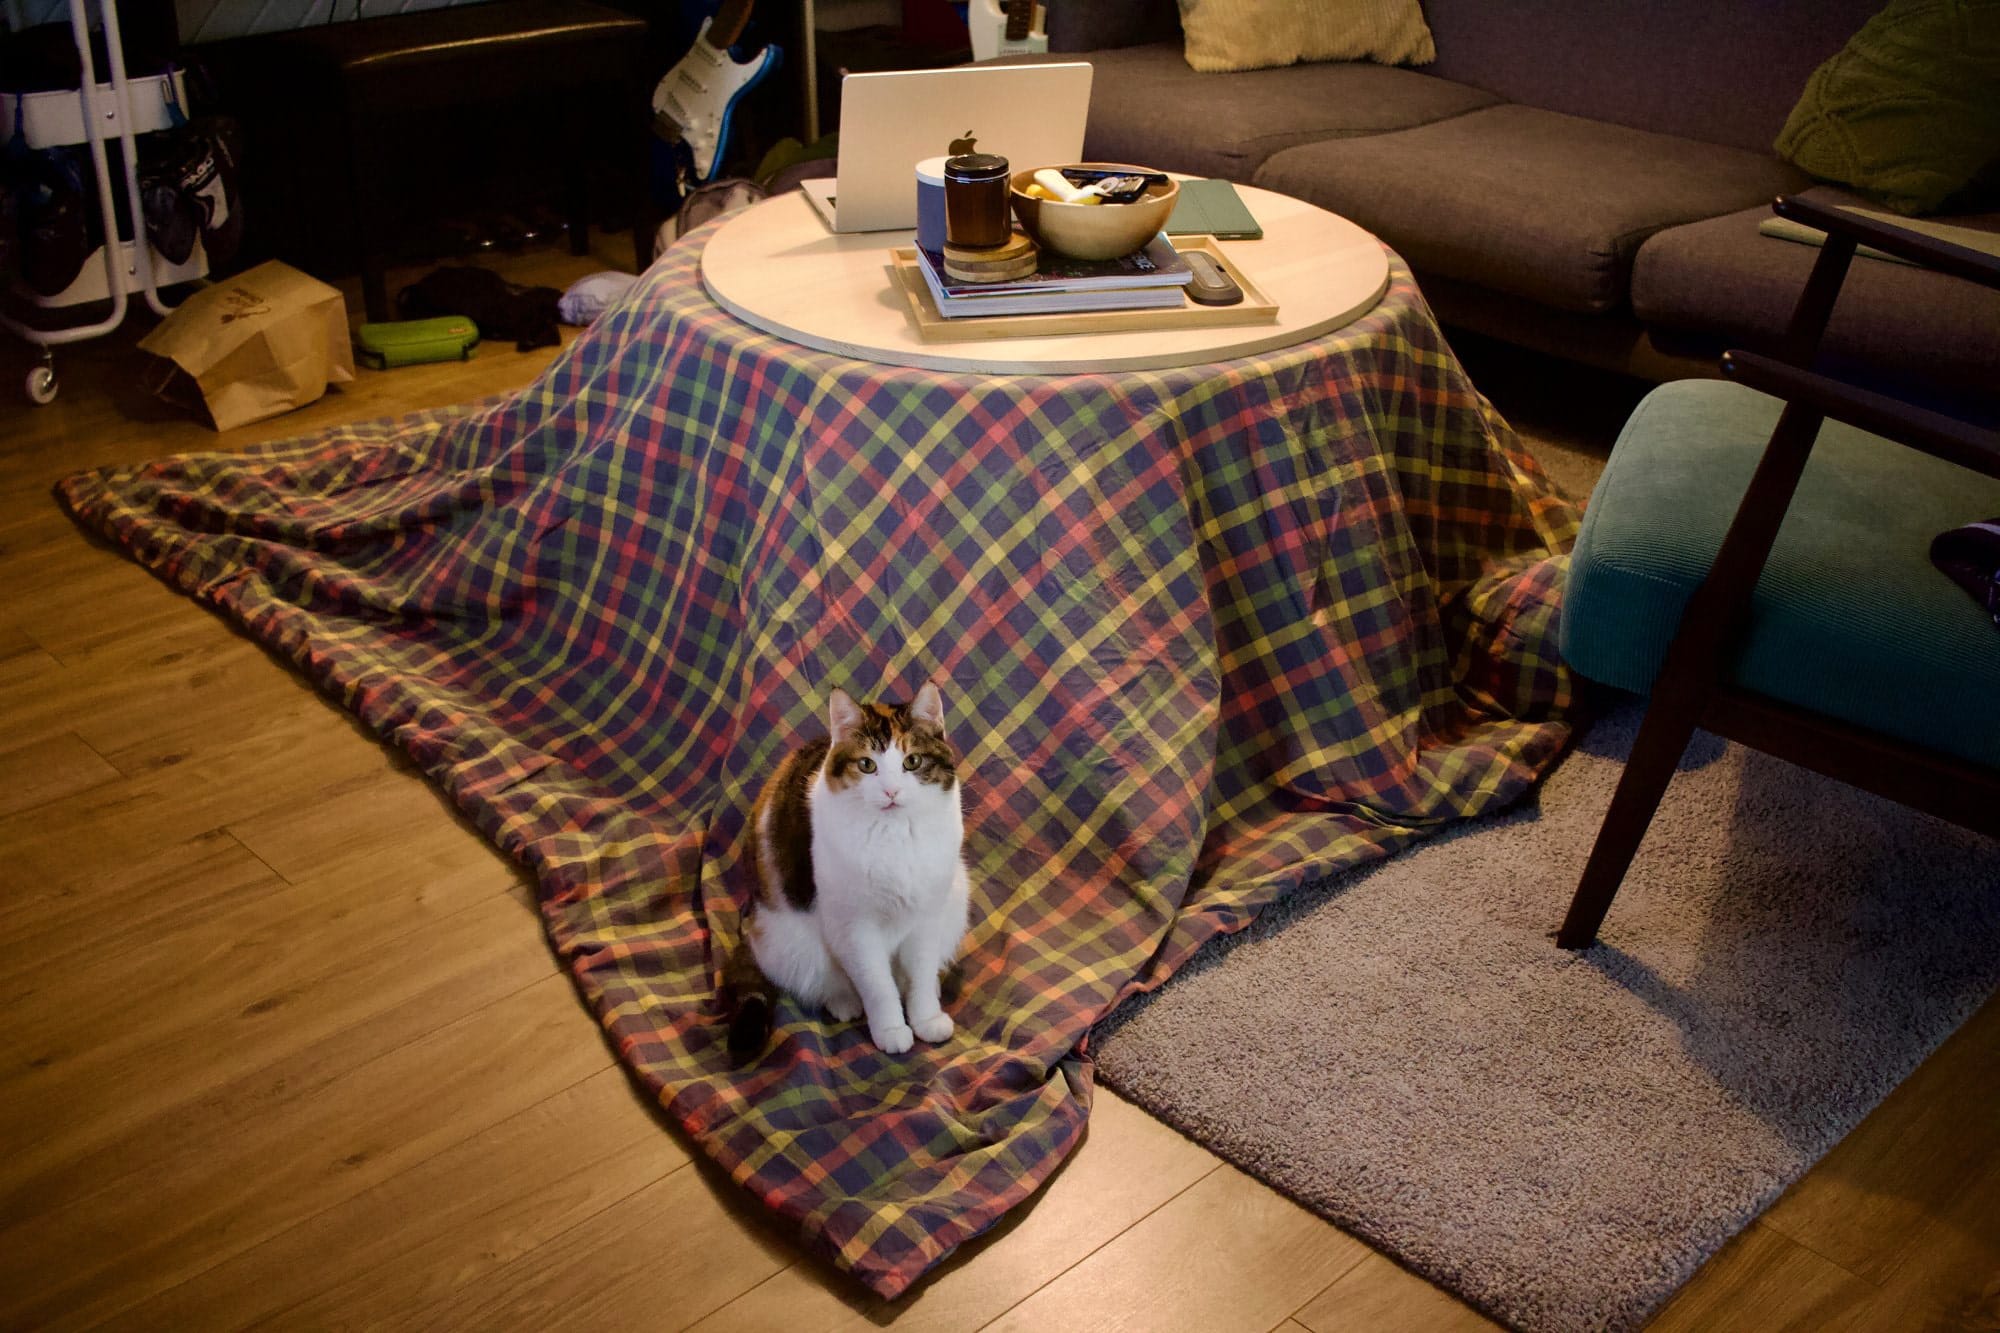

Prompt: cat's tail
xmin=724 ymin=934 xmax=776 ymax=1067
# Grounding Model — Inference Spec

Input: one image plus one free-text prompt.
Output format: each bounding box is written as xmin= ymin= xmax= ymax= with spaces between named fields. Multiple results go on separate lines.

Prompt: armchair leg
xmin=1556 ymin=698 xmax=1702 ymax=948
xmin=1556 ymin=223 xmax=1855 ymax=949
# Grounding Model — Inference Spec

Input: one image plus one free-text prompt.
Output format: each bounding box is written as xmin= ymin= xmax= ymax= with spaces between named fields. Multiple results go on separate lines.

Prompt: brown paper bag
xmin=139 ymin=260 xmax=355 ymax=431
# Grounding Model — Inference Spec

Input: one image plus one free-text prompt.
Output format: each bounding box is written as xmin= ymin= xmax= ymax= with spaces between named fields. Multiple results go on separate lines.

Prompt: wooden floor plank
xmin=0 ymin=844 xmax=547 ymax=1223
xmin=686 ymin=1086 xmax=1221 ymax=1333
xmin=0 ymin=972 xmax=606 ymax=1330
xmin=979 ymin=1163 xmax=1370 ymax=1333
xmin=92 ymin=686 xmax=389 ymax=780
xmin=112 ymin=1066 xmax=692 ymax=1332
xmin=0 ymin=502 xmax=146 ymax=584
xmin=1647 ymin=1222 xmax=1877 ymax=1333
xmin=0 ymin=699 xmax=404 ymax=896
xmin=0 ymin=627 xmax=64 ymax=712
xmin=0 ymin=503 xmax=77 ymax=567
xmin=0 ymin=826 xmax=272 ymax=973
xmin=77 ymin=651 xmax=330 ymax=773
xmin=0 ymin=731 xmax=119 ymax=818
xmin=227 ymin=759 xmax=503 ymax=887
xmin=395 ymin=1158 xmax=797 ymax=1332
xmin=1817 ymin=1154 xmax=2000 ymax=1332
xmin=0 ymin=864 xmax=539 ymax=1151
xmin=0 ymin=942 xmax=559 ymax=1244
xmin=0 ymin=616 xmax=305 ymax=762
xmin=1295 ymin=1251 xmax=1504 ymax=1333
xmin=2 ymin=548 xmax=206 ymax=664
xmin=1759 ymin=994 xmax=2000 ymax=1286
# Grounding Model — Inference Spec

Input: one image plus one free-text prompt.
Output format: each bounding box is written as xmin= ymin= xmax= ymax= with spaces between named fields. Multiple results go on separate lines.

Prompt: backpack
xmin=662 ymin=177 xmax=766 ymax=252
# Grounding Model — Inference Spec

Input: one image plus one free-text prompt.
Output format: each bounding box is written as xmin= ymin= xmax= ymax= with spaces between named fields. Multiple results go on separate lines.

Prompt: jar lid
xmin=915 ymin=154 xmax=951 ymax=186
xmin=945 ymin=153 xmax=1010 ymax=182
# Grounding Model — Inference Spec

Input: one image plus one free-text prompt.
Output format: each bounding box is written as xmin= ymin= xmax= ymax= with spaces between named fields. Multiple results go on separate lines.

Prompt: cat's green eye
xmin=857 ymin=757 xmax=877 ymax=773
xmin=903 ymin=754 xmax=921 ymax=771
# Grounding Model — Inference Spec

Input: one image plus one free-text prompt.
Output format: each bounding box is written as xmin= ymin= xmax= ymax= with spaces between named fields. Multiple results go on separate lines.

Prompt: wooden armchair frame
xmin=1557 ymin=194 xmax=2000 ymax=949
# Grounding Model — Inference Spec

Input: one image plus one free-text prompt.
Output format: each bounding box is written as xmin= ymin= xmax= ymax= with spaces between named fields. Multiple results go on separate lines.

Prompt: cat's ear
xmin=827 ymin=688 xmax=862 ymax=740
xmin=911 ymin=681 xmax=946 ymax=730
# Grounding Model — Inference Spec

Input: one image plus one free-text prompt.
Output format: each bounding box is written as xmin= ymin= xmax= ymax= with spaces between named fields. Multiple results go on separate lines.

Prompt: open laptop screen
xmin=803 ymin=62 xmax=1093 ymax=233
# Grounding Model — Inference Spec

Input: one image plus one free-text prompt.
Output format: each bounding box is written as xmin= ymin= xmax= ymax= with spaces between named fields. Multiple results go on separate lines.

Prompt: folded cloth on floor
xmin=557 ymin=270 xmax=639 ymax=324
xmin=397 ymin=265 xmax=561 ymax=351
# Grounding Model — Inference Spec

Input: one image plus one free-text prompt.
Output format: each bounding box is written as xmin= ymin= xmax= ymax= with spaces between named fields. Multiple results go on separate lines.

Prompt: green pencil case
xmin=355 ymin=317 xmax=481 ymax=369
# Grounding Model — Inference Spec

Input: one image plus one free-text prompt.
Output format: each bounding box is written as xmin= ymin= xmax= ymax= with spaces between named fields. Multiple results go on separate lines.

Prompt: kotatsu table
xmin=698 ymin=183 xmax=1392 ymax=373
xmin=58 ymin=195 xmax=1579 ymax=1298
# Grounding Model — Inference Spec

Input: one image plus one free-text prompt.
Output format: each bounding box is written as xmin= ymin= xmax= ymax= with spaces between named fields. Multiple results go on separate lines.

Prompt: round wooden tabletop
xmin=698 ymin=183 xmax=1391 ymax=375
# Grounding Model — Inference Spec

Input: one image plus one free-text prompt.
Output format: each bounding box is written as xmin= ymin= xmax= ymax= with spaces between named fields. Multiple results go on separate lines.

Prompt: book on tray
xmin=914 ymin=233 xmax=1195 ymax=318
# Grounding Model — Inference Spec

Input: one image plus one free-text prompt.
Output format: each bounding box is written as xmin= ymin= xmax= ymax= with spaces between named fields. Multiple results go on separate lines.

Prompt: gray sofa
xmin=1009 ymin=0 xmax=2000 ymax=401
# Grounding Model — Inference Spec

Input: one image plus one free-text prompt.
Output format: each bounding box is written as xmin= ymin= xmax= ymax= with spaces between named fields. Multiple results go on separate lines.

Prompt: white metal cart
xmin=2 ymin=0 xmax=207 ymax=404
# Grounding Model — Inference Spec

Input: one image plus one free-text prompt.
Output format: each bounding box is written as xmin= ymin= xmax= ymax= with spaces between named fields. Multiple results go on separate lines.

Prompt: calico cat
xmin=727 ymin=682 xmax=972 ymax=1063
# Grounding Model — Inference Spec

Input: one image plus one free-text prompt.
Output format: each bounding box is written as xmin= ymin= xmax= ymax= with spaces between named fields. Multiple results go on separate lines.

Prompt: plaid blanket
xmin=58 ymin=226 xmax=1578 ymax=1298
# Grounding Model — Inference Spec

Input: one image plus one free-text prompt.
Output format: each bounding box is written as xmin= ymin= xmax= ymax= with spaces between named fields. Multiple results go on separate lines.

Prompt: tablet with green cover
xmin=354 ymin=317 xmax=480 ymax=369
xmin=1166 ymin=179 xmax=1263 ymax=240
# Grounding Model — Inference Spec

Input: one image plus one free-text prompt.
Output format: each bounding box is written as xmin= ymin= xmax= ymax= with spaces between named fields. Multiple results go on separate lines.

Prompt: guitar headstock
xmin=711 ymin=0 xmax=757 ymax=49
xmin=971 ymin=0 xmax=1047 ymax=60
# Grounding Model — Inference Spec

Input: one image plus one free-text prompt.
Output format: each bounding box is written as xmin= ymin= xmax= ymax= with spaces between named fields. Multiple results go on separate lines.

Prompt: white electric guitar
xmin=651 ymin=0 xmax=783 ymax=183
xmin=969 ymin=0 xmax=1048 ymax=61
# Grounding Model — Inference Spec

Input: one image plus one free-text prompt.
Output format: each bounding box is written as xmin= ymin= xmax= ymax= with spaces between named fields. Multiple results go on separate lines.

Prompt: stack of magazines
xmin=915 ymin=233 xmax=1195 ymax=318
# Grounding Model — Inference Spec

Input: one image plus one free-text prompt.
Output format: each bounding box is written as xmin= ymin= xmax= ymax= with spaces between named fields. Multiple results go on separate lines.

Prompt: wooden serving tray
xmin=891 ymin=236 xmax=1278 ymax=342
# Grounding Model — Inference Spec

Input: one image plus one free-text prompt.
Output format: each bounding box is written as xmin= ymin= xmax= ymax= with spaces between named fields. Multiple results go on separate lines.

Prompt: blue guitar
xmin=650 ymin=0 xmax=783 ymax=183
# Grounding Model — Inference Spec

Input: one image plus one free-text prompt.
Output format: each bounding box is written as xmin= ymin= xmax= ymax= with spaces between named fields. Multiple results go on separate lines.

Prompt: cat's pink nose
xmin=881 ymin=786 xmax=902 ymax=803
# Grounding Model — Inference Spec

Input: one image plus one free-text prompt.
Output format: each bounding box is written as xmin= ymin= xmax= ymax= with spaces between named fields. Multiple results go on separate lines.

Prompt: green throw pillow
xmin=1775 ymin=0 xmax=2000 ymax=215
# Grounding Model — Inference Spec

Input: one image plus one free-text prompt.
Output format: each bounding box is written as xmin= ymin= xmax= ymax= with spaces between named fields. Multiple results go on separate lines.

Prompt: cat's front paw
xmin=826 ymin=993 xmax=862 ymax=1023
xmin=870 ymin=1022 xmax=914 ymax=1055
xmin=912 ymin=1012 xmax=953 ymax=1043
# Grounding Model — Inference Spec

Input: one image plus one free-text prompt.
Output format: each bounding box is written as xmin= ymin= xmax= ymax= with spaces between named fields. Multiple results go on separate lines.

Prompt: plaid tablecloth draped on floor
xmin=58 ymin=219 xmax=1580 ymax=1298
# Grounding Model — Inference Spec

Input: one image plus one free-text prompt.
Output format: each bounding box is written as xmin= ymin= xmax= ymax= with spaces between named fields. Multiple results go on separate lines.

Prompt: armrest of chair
xmin=1775 ymin=195 xmax=2000 ymax=292
xmin=1723 ymin=350 xmax=2000 ymax=480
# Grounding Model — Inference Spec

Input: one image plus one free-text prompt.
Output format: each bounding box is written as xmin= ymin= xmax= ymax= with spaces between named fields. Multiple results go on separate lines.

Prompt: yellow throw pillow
xmin=1179 ymin=0 xmax=1436 ymax=72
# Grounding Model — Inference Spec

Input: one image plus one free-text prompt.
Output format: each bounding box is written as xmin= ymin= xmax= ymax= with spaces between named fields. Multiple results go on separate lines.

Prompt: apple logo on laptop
xmin=948 ymin=131 xmax=978 ymax=156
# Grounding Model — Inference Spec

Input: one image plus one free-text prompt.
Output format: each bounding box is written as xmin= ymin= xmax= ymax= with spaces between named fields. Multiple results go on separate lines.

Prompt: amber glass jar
xmin=943 ymin=153 xmax=1012 ymax=249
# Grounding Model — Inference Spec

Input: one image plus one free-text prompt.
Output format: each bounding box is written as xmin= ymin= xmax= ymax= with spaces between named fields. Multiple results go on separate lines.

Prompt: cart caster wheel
xmin=26 ymin=365 xmax=58 ymax=406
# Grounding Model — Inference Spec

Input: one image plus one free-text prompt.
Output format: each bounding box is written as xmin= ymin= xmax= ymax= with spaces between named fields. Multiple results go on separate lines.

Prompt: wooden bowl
xmin=1010 ymin=164 xmax=1179 ymax=261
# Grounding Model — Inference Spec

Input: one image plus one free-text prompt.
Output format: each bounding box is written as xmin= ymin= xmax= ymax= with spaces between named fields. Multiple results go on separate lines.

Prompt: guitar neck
xmin=709 ymin=0 xmax=757 ymax=50
xmin=1003 ymin=0 xmax=1035 ymax=41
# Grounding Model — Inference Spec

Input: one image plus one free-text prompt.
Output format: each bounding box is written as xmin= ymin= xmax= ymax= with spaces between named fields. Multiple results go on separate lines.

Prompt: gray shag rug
xmin=1091 ymin=702 xmax=2000 ymax=1332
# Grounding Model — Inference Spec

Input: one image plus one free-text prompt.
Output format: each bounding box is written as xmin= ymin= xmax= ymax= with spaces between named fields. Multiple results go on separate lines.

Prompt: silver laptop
xmin=801 ymin=63 xmax=1094 ymax=233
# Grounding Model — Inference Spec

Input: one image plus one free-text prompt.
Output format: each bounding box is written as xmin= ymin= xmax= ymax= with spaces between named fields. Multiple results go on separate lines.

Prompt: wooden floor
xmin=1 ymin=237 xmax=1995 ymax=1332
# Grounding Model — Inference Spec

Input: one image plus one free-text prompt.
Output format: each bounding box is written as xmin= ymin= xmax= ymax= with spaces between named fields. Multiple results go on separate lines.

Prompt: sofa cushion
xmin=1253 ymin=104 xmax=1810 ymax=314
xmin=998 ymin=44 xmax=1499 ymax=180
xmin=1631 ymin=186 xmax=2000 ymax=394
xmin=1177 ymin=0 xmax=1434 ymax=73
xmin=1563 ymin=379 xmax=2000 ymax=770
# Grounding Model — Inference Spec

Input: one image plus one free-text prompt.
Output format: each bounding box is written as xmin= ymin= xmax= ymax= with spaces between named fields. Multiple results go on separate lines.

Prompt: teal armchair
xmin=1557 ymin=195 xmax=2000 ymax=948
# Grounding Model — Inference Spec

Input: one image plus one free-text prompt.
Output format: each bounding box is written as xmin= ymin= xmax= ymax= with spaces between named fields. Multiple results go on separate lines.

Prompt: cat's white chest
xmin=812 ymin=795 xmax=960 ymax=917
